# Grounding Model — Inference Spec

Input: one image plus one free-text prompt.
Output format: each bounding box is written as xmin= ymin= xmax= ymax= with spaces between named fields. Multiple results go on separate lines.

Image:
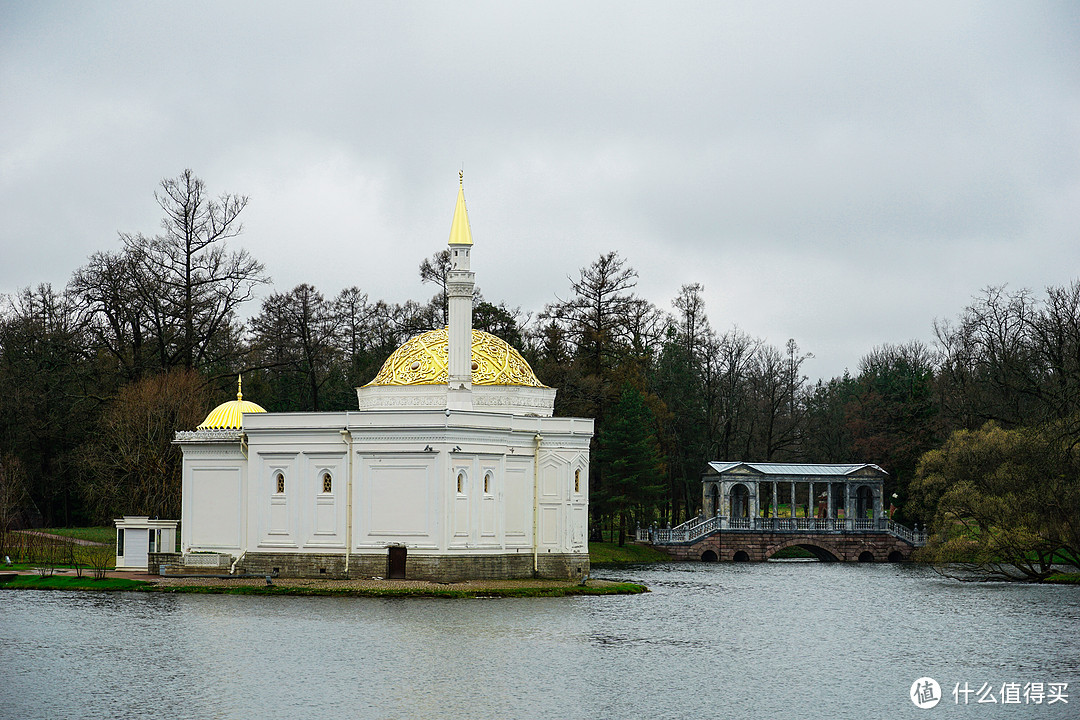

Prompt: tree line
xmin=1 ymin=171 xmax=1077 ymax=573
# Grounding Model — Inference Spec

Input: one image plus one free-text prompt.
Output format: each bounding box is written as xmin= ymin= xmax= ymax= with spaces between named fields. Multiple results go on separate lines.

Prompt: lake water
xmin=1 ymin=562 xmax=1077 ymax=719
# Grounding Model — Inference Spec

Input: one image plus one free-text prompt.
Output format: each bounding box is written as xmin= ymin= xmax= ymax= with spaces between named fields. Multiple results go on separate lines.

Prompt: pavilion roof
xmin=705 ymin=461 xmax=887 ymax=479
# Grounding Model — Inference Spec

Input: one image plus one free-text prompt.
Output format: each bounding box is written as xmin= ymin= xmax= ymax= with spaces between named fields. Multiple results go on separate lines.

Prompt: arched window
xmin=275 ymin=472 xmax=285 ymax=495
xmin=483 ymin=471 xmax=492 ymax=494
xmin=456 ymin=471 xmax=466 ymax=495
xmin=574 ymin=468 xmax=581 ymax=494
xmin=322 ymin=473 xmax=332 ymax=494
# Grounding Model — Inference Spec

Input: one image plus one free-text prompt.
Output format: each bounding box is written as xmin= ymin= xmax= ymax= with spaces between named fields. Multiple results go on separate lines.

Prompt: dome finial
xmin=448 ymin=174 xmax=472 ymax=246
xmin=196 ymin=374 xmax=267 ymax=430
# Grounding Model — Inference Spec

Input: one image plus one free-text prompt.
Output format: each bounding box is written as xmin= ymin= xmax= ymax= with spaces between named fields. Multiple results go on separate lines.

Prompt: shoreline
xmin=0 ymin=571 xmax=648 ymax=598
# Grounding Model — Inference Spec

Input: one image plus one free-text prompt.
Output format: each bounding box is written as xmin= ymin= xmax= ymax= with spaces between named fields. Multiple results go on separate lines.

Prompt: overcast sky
xmin=2 ymin=2 xmax=1077 ymax=381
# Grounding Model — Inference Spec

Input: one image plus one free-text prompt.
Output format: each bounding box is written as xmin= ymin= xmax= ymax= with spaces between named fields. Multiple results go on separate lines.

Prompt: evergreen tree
xmin=598 ymin=385 xmax=666 ymax=545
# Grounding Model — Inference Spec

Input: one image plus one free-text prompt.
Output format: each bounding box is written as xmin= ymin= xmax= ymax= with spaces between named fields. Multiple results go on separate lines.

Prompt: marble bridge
xmin=638 ymin=461 xmax=928 ymax=563
xmin=637 ymin=516 xmax=927 ymax=563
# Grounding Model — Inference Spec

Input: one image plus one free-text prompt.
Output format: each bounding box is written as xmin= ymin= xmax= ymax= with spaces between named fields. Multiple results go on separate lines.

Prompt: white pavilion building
xmin=173 ymin=179 xmax=592 ymax=581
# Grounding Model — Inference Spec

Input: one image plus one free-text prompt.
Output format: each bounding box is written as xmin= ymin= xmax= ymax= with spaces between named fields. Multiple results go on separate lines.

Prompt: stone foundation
xmin=155 ymin=552 xmax=236 ymax=576
xmin=148 ymin=552 xmax=181 ymax=575
xmin=238 ymin=551 xmax=589 ymax=582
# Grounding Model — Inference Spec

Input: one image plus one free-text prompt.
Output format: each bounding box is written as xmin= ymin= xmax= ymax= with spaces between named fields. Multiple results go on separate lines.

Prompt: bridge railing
xmin=885 ymin=520 xmax=927 ymax=546
xmin=641 ymin=515 xmax=720 ymax=543
xmin=638 ymin=516 xmax=927 ymax=546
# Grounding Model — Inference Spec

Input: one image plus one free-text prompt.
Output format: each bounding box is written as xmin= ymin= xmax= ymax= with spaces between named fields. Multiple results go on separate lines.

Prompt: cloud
xmin=1 ymin=1 xmax=1077 ymax=380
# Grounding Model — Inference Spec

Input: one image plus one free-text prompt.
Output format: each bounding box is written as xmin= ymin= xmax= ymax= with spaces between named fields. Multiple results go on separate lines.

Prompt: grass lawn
xmin=38 ymin=527 xmax=115 ymax=545
xmin=589 ymin=542 xmax=671 ymax=564
xmin=1045 ymin=572 xmax=1080 ymax=585
xmin=0 ymin=575 xmax=150 ymax=591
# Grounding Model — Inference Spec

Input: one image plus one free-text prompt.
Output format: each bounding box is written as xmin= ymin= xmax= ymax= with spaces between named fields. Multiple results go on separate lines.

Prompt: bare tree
xmin=419 ymin=249 xmax=452 ymax=326
xmin=1028 ymin=281 xmax=1080 ymax=420
xmin=935 ymin=285 xmax=1042 ymax=428
xmin=673 ymin=282 xmax=710 ymax=363
xmin=249 ymin=284 xmax=344 ymax=411
xmin=334 ymin=287 xmax=376 ymax=362
xmin=715 ymin=328 xmax=760 ymax=459
xmin=69 ymin=249 xmax=148 ymax=379
xmin=543 ymin=251 xmax=640 ymax=377
xmin=0 ymin=284 xmax=93 ymax=526
xmin=0 ymin=455 xmax=28 ymax=556
xmin=121 ymin=169 xmax=268 ymax=371
xmin=78 ymin=369 xmax=211 ymax=521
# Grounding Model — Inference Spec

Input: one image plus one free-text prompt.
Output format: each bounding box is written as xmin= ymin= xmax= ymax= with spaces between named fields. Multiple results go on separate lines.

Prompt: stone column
xmin=845 ymin=482 xmax=853 ymax=530
xmin=827 ymin=483 xmax=833 ymax=521
xmin=790 ymin=481 xmax=796 ymax=521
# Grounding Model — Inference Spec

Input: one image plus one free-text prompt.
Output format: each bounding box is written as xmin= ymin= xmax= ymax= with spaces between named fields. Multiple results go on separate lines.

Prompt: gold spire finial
xmin=448 ymin=175 xmax=473 ymax=246
xmin=237 ymin=374 xmax=243 ymax=401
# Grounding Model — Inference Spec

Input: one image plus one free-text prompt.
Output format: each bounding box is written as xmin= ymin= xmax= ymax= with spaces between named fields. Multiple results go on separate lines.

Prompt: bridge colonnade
xmin=705 ymin=462 xmax=886 ymax=522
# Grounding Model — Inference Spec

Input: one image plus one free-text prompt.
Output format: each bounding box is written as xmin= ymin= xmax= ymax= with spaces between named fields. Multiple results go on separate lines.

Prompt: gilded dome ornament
xmin=367 ymin=328 xmax=546 ymax=387
xmin=197 ymin=375 xmax=268 ymax=430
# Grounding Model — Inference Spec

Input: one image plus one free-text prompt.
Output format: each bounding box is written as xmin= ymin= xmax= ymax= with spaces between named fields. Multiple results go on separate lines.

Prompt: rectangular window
xmin=117 ymin=529 xmax=125 ymax=557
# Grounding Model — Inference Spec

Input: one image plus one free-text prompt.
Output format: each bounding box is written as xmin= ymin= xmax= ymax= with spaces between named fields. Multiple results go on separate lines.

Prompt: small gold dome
xmin=197 ymin=376 xmax=267 ymax=430
xmin=367 ymin=328 xmax=545 ymax=387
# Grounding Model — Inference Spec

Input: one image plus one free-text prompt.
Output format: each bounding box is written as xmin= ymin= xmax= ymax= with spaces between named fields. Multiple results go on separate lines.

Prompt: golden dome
xmin=367 ymin=328 xmax=545 ymax=387
xmin=197 ymin=376 xmax=267 ymax=430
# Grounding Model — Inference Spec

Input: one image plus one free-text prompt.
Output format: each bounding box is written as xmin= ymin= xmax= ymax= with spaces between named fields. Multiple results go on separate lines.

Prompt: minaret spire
xmin=446 ymin=173 xmax=475 ymax=409
xmin=448 ymin=172 xmax=473 ymax=247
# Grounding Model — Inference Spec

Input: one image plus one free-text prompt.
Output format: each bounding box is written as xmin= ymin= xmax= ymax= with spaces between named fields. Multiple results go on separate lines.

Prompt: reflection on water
xmin=1 ymin=563 xmax=1076 ymax=719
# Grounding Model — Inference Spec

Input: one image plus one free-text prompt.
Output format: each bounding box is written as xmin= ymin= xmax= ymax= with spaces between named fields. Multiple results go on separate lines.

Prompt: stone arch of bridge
xmin=708 ymin=484 xmax=720 ymax=518
xmin=766 ymin=538 xmax=841 ymax=562
xmin=730 ymin=483 xmax=750 ymax=518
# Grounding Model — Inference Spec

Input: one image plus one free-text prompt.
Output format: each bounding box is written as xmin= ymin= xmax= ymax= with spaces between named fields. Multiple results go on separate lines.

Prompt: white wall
xmin=182 ymin=455 xmax=245 ymax=553
xmin=181 ymin=410 xmax=592 ymax=560
xmin=361 ymin=454 xmax=437 ymax=549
